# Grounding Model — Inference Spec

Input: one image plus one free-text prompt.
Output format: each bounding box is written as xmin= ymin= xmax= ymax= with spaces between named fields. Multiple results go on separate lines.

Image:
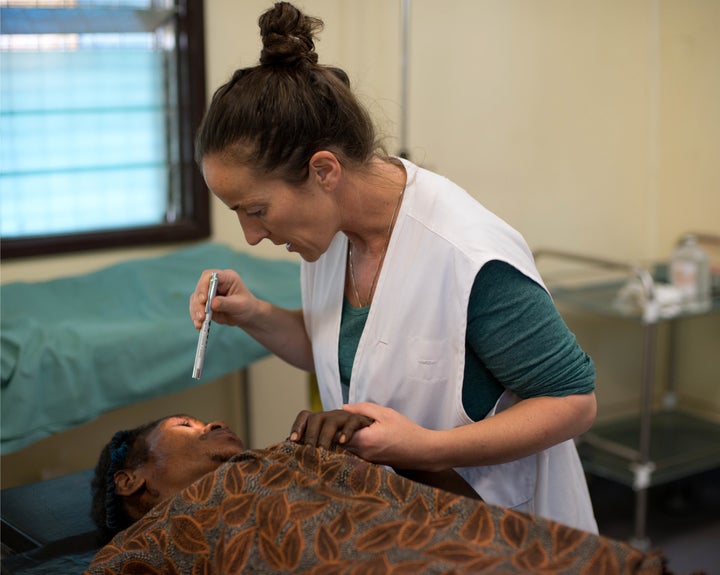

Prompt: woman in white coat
xmin=190 ymin=1 xmax=598 ymax=533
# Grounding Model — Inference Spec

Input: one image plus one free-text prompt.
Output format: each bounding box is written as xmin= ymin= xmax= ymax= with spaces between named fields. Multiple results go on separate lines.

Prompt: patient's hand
xmin=290 ymin=409 xmax=374 ymax=450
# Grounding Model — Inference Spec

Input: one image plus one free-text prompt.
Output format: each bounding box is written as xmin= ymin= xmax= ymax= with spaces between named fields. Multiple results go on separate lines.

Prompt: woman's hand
xmin=340 ymin=403 xmax=436 ymax=470
xmin=289 ymin=409 xmax=374 ymax=449
xmin=346 ymin=394 xmax=597 ymax=471
xmin=189 ymin=269 xmax=314 ymax=371
xmin=189 ymin=269 xmax=260 ymax=330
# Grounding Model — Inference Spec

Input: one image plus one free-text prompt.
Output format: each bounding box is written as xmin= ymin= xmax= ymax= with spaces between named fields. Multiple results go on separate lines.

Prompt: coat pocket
xmin=455 ymin=455 xmax=537 ymax=511
xmin=405 ymin=337 xmax=450 ymax=385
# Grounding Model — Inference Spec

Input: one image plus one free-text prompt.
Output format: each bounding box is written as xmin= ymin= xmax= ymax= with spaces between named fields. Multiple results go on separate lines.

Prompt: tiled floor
xmin=589 ymin=468 xmax=720 ymax=575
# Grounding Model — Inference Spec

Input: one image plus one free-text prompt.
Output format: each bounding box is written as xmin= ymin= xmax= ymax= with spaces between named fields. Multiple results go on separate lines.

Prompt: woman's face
xmin=202 ymin=154 xmax=339 ymax=262
xmin=140 ymin=415 xmax=244 ymax=503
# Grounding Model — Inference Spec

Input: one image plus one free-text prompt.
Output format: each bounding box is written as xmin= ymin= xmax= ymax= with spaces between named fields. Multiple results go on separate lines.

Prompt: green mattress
xmin=0 ymin=243 xmax=301 ymax=454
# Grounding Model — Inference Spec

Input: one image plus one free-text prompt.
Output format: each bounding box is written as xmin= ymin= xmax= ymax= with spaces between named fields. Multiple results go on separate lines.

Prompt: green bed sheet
xmin=0 ymin=243 xmax=301 ymax=455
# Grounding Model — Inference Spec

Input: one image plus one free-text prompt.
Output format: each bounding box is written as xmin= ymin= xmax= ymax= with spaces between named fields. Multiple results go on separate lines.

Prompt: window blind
xmin=0 ymin=0 xmax=180 ymax=239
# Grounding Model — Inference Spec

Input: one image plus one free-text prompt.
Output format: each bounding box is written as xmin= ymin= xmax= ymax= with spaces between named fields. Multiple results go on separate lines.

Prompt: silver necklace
xmin=348 ymin=186 xmax=405 ymax=307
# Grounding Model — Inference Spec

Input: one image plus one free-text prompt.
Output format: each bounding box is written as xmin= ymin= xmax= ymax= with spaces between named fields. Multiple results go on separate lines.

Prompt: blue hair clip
xmin=110 ymin=441 xmax=128 ymax=466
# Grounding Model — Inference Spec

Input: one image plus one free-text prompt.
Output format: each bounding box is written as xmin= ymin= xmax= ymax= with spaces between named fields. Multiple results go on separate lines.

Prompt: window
xmin=0 ymin=0 xmax=208 ymax=259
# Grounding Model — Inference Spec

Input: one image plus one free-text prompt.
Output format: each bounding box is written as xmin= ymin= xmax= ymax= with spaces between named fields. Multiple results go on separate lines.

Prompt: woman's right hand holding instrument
xmin=190 ymin=268 xmax=315 ymax=372
xmin=189 ymin=269 xmax=260 ymax=330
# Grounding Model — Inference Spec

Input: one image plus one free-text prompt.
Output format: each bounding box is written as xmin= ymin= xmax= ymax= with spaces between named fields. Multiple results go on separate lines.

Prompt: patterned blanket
xmin=84 ymin=442 xmax=668 ymax=574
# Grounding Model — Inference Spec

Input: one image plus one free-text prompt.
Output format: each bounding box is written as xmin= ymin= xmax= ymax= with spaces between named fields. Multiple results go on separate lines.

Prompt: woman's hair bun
xmin=259 ymin=2 xmax=323 ymax=66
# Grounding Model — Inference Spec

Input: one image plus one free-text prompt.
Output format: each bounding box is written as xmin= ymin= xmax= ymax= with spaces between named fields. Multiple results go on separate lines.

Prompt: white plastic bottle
xmin=670 ymin=235 xmax=711 ymax=311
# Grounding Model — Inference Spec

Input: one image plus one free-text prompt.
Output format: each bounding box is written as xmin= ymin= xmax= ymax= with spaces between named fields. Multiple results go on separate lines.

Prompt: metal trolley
xmin=534 ymin=233 xmax=720 ymax=549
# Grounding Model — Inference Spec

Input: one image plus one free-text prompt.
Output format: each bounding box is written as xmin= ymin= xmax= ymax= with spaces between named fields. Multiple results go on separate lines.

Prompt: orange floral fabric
xmin=84 ymin=442 xmax=668 ymax=574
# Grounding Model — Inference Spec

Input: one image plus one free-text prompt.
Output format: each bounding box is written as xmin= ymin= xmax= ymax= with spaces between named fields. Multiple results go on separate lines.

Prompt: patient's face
xmin=141 ymin=414 xmax=244 ymax=503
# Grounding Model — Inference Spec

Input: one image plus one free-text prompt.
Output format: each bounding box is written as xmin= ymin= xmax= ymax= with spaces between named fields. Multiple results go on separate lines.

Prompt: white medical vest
xmin=301 ymin=159 xmax=598 ymax=533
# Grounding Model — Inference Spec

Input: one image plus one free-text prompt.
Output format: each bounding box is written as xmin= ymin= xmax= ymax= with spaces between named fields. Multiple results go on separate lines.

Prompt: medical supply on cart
xmin=670 ymin=235 xmax=711 ymax=312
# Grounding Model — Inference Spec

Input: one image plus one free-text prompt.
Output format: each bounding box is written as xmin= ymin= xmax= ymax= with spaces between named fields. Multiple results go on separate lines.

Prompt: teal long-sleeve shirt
xmin=338 ymin=260 xmax=595 ymax=421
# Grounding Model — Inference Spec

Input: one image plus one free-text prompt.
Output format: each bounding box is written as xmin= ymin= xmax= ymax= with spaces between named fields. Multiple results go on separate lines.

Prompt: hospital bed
xmin=3 ymin=444 xmax=670 ymax=575
xmin=1 ymin=243 xmax=672 ymax=574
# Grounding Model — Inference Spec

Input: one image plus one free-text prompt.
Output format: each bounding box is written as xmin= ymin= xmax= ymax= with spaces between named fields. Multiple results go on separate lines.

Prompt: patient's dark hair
xmin=195 ymin=1 xmax=382 ymax=184
xmin=90 ymin=418 xmax=164 ymax=542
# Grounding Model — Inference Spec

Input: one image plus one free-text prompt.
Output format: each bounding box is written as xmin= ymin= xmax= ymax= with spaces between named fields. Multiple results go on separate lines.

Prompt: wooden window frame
xmin=0 ymin=0 xmax=209 ymax=260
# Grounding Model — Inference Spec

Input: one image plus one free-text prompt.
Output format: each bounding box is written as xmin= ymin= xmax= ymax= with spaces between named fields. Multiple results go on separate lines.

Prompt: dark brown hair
xmin=195 ymin=1 xmax=380 ymax=184
xmin=90 ymin=418 xmax=164 ymax=542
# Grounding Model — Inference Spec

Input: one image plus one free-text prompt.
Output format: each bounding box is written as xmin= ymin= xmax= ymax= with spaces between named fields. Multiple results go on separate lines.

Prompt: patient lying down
xmin=85 ymin=411 xmax=665 ymax=575
xmin=90 ymin=410 xmax=477 ymax=544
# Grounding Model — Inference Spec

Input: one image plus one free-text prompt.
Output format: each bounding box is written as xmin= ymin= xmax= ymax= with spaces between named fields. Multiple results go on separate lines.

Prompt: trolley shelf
xmin=534 ymin=240 xmax=720 ymax=550
xmin=578 ymin=411 xmax=720 ymax=488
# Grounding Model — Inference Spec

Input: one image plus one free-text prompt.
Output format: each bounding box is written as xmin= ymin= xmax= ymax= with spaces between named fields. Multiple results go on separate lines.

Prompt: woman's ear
xmin=309 ymin=151 xmax=341 ymax=192
xmin=114 ymin=469 xmax=146 ymax=497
